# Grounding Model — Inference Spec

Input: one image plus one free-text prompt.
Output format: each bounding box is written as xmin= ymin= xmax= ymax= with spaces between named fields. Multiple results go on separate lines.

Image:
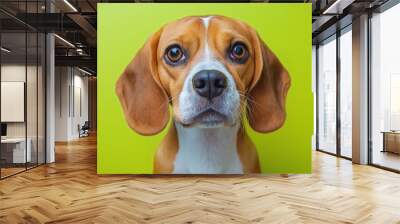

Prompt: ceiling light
xmin=322 ymin=0 xmax=355 ymax=15
xmin=63 ymin=0 xmax=78 ymax=12
xmin=78 ymin=67 xmax=93 ymax=76
xmin=1 ymin=47 xmax=11 ymax=53
xmin=54 ymin=34 xmax=75 ymax=48
xmin=76 ymin=48 xmax=86 ymax=55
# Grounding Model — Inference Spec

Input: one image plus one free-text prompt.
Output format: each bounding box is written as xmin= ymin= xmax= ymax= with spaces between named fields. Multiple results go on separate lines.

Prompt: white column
xmin=46 ymin=32 xmax=55 ymax=163
xmin=352 ymin=14 xmax=369 ymax=164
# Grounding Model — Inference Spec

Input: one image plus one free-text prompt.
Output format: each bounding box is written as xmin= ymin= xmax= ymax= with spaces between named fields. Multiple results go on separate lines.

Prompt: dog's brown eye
xmin=167 ymin=47 xmax=182 ymax=61
xmin=229 ymin=42 xmax=249 ymax=64
xmin=164 ymin=44 xmax=187 ymax=66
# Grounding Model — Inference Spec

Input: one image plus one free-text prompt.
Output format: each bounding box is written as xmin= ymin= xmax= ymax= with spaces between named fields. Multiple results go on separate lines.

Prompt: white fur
xmin=173 ymin=122 xmax=243 ymax=174
xmin=174 ymin=16 xmax=243 ymax=174
xmin=202 ymin=16 xmax=212 ymax=58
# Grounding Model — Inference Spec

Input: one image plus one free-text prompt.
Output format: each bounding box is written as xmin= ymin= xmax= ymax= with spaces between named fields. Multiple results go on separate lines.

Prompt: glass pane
xmin=26 ymin=0 xmax=38 ymax=169
xmin=371 ymin=4 xmax=400 ymax=171
xmin=0 ymin=1 xmax=46 ymax=178
xmin=318 ymin=37 xmax=337 ymax=154
xmin=312 ymin=46 xmax=317 ymax=151
xmin=340 ymin=29 xmax=352 ymax=158
xmin=27 ymin=31 xmax=38 ymax=169
xmin=1 ymin=31 xmax=27 ymax=177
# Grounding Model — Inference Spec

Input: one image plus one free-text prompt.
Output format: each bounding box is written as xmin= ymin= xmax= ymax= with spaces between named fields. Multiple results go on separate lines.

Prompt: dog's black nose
xmin=192 ymin=70 xmax=227 ymax=100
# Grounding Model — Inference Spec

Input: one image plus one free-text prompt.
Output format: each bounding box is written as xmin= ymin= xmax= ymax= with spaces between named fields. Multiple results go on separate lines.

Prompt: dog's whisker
xmin=236 ymin=93 xmax=261 ymax=122
xmin=238 ymin=102 xmax=248 ymax=128
xmin=156 ymin=93 xmax=179 ymax=113
xmin=235 ymin=93 xmax=257 ymax=127
xmin=245 ymin=102 xmax=257 ymax=125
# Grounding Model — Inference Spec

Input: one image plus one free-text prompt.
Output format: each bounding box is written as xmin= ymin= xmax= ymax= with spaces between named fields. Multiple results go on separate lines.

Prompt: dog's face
xmin=116 ymin=16 xmax=290 ymax=135
xmin=158 ymin=16 xmax=257 ymax=128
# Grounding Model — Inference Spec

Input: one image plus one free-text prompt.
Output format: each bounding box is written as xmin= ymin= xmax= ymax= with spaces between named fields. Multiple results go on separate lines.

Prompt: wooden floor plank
xmin=0 ymin=135 xmax=400 ymax=223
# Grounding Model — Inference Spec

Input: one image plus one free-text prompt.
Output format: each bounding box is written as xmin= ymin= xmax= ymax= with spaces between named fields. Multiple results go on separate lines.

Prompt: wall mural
xmin=98 ymin=3 xmax=312 ymax=174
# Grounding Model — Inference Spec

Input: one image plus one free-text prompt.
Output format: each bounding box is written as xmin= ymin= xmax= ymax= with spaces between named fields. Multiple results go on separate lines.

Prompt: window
xmin=339 ymin=28 xmax=352 ymax=158
xmin=316 ymin=25 xmax=353 ymax=159
xmin=370 ymin=2 xmax=400 ymax=171
xmin=0 ymin=1 xmax=47 ymax=179
xmin=317 ymin=36 xmax=337 ymax=154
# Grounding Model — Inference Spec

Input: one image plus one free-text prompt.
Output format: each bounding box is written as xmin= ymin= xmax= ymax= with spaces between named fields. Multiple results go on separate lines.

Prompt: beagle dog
xmin=116 ymin=15 xmax=290 ymax=174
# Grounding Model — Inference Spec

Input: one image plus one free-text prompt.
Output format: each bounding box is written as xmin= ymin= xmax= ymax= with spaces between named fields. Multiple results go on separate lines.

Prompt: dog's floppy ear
xmin=116 ymin=30 xmax=169 ymax=136
xmin=247 ymin=33 xmax=291 ymax=133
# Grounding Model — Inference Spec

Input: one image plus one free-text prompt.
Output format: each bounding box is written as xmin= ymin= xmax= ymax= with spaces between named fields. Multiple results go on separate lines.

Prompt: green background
xmin=97 ymin=3 xmax=312 ymax=174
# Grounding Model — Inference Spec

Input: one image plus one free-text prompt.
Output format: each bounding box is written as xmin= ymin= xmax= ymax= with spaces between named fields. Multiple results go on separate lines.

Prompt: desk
xmin=382 ymin=131 xmax=400 ymax=154
xmin=1 ymin=138 xmax=31 ymax=163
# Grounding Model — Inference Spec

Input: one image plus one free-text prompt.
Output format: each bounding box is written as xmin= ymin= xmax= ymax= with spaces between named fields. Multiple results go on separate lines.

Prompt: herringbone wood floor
xmin=1 ymin=135 xmax=400 ymax=224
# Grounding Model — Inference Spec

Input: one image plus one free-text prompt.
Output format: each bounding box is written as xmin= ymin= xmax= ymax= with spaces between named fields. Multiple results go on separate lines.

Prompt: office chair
xmin=79 ymin=121 xmax=90 ymax=138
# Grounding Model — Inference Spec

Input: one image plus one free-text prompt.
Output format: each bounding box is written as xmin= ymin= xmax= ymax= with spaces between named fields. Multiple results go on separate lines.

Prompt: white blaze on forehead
xmin=201 ymin=16 xmax=213 ymax=59
xmin=201 ymin=16 xmax=213 ymax=29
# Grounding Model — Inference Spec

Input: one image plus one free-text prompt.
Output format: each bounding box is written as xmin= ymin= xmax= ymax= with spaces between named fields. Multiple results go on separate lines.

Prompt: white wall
xmin=1 ymin=64 xmax=40 ymax=138
xmin=55 ymin=67 xmax=69 ymax=141
xmin=73 ymin=73 xmax=89 ymax=137
xmin=54 ymin=67 xmax=89 ymax=141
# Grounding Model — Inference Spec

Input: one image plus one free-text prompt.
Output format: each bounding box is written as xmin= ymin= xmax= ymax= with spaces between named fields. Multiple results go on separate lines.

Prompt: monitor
xmin=1 ymin=123 xmax=7 ymax=137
